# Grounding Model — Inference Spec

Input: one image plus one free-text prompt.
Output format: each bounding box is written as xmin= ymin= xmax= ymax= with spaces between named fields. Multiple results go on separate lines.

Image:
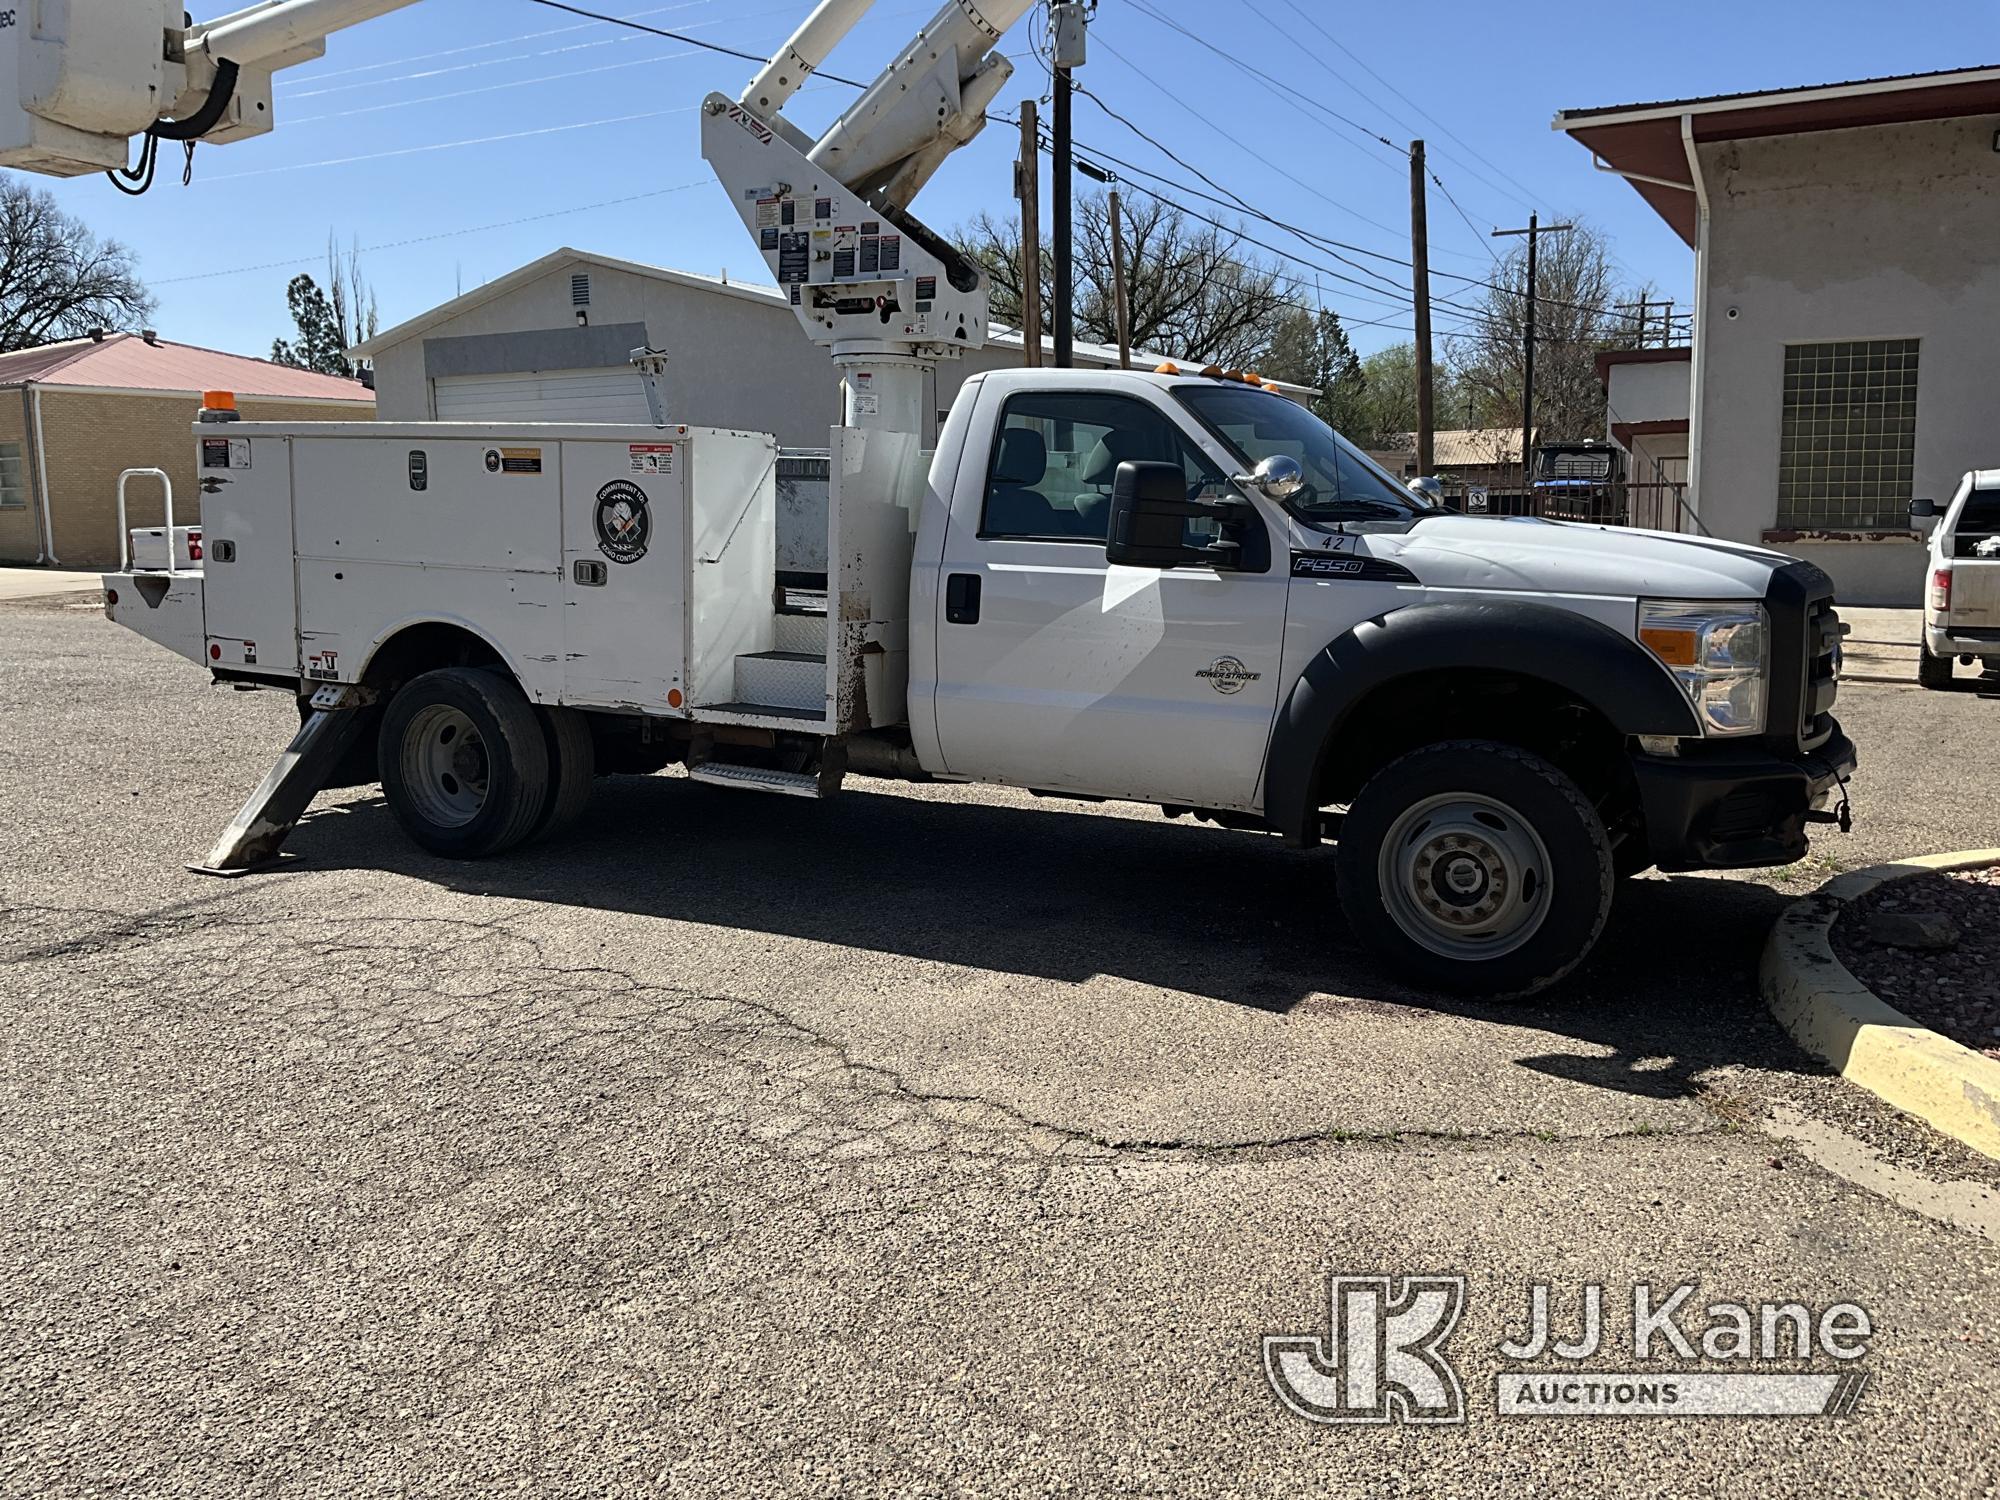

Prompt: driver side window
xmin=981 ymin=391 xmax=1221 ymax=542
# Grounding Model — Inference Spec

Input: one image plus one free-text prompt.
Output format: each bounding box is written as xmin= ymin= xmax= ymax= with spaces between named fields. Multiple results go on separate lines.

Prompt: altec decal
xmin=1197 ymin=656 xmax=1262 ymax=695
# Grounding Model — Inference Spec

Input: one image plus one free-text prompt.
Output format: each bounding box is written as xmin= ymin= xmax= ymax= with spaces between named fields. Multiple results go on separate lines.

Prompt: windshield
xmin=1173 ymin=384 xmax=1421 ymax=525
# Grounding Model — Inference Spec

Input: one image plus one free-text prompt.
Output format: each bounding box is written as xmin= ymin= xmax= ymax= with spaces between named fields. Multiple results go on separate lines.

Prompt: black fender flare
xmin=1261 ymin=600 xmax=1701 ymax=845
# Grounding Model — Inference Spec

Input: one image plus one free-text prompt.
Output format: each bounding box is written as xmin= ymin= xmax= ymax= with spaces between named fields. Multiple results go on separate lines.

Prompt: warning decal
xmin=629 ymin=443 xmax=675 ymax=477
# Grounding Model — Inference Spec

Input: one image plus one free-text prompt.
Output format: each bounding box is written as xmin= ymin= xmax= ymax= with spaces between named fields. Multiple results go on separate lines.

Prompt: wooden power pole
xmin=1016 ymin=101 xmax=1042 ymax=367
xmin=1108 ymin=186 xmax=1130 ymax=369
xmin=1409 ymin=139 xmax=1434 ymax=478
xmin=1493 ymin=214 xmax=1573 ymax=496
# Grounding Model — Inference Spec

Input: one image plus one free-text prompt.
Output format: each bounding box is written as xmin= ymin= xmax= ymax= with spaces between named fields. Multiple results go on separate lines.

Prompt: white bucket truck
xmin=7 ymin=0 xmax=1855 ymax=995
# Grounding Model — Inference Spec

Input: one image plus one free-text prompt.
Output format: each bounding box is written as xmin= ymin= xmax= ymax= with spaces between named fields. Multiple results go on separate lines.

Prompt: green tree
xmin=271 ymin=235 xmax=378 ymax=377
xmin=1262 ymin=306 xmax=1367 ymax=438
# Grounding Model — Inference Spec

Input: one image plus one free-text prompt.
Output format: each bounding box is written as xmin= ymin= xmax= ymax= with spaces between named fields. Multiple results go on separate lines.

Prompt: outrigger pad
xmin=188 ymin=688 xmax=376 ymax=877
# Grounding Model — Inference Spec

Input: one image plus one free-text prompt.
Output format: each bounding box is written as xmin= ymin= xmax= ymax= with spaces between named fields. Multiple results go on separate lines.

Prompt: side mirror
xmin=1235 ymin=453 xmax=1305 ymax=502
xmin=1909 ymin=497 xmax=1937 ymax=518
xmin=1106 ymin=460 xmax=1242 ymax=569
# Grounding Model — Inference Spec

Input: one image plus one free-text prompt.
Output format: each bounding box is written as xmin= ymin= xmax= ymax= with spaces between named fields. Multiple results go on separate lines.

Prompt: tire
xmin=1336 ymin=740 xmax=1614 ymax=999
xmin=1917 ymin=635 xmax=1953 ymax=690
xmin=533 ymin=705 xmax=596 ymax=842
xmin=377 ymin=667 xmax=549 ymax=857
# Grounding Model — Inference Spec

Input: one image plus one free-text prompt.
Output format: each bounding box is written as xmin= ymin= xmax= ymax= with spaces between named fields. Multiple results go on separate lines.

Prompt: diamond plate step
xmin=734 ymin=651 xmax=825 ymax=713
xmin=687 ymin=762 xmax=827 ymax=798
xmin=772 ymin=613 xmax=827 ymax=656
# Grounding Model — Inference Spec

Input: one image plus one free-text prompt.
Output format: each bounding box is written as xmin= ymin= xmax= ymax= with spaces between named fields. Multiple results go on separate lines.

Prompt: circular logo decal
xmin=1196 ymin=655 xmax=1261 ymax=695
xmin=484 ymin=448 xmax=502 ymax=473
xmin=594 ymin=479 xmax=652 ymax=564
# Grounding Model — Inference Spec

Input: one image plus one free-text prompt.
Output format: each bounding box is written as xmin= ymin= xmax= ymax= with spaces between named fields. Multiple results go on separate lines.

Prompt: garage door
xmin=432 ymin=368 xmax=654 ymax=424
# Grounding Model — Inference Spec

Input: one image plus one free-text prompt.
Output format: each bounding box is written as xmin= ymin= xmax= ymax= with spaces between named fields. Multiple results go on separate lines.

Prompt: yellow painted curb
xmin=1761 ymin=850 xmax=2000 ymax=1162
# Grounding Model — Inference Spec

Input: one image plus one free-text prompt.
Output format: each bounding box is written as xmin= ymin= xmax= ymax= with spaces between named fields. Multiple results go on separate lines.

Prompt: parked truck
xmin=1912 ymin=471 xmax=2000 ymax=689
xmin=5 ymin=0 xmax=1856 ymax=997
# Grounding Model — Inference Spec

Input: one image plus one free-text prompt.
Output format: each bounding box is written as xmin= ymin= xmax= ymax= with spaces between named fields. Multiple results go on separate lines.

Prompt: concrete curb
xmin=1761 ymin=850 xmax=2000 ymax=1162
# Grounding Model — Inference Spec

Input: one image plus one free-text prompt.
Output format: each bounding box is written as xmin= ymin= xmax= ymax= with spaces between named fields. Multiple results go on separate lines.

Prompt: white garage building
xmin=352 ymin=247 xmax=1305 ymax=443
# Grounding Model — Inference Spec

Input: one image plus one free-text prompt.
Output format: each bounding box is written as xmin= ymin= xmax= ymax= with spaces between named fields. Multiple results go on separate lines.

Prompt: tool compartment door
xmin=561 ymin=435 xmax=689 ymax=710
xmin=199 ymin=430 xmax=298 ymax=678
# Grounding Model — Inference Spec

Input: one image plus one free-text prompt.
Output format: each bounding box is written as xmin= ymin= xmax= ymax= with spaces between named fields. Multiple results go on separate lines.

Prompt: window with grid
xmin=0 ymin=442 xmax=24 ymax=508
xmin=1776 ymin=339 xmax=1918 ymax=529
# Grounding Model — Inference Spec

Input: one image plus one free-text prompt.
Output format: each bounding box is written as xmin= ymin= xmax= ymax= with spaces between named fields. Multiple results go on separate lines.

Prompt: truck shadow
xmin=289 ymin=772 xmax=1820 ymax=1103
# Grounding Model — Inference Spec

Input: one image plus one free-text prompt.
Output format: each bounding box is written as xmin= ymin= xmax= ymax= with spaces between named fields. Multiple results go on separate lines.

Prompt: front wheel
xmin=1336 ymin=740 xmax=1613 ymax=999
xmin=378 ymin=667 xmax=550 ymax=857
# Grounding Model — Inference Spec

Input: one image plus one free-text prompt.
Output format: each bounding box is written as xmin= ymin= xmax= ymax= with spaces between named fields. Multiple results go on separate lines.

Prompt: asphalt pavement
xmin=2 ymin=594 xmax=1997 ymax=1498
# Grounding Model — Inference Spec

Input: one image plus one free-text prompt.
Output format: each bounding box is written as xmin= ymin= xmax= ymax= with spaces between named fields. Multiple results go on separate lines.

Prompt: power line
xmin=1273 ymin=0 xmax=1547 ymax=212
xmin=151 ymin=179 xmax=714 ymax=284
xmin=522 ymin=0 xmax=869 ymax=85
xmin=279 ymin=0 xmax=728 ymax=88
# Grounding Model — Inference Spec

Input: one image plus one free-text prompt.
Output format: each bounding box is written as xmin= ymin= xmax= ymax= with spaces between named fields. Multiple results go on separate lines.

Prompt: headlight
xmin=1637 ymin=601 xmax=1767 ymax=737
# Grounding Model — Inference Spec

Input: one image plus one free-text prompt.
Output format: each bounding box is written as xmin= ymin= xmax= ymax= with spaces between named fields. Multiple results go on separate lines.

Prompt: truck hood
xmin=1377 ymin=515 xmax=1789 ymax=600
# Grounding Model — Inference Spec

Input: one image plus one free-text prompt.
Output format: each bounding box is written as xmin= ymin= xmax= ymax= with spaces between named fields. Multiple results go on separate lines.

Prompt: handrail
xmin=117 ymin=468 xmax=176 ymax=574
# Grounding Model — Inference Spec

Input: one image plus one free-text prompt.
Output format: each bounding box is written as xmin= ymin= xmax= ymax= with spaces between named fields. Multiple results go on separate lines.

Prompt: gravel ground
xmin=1834 ymin=867 xmax=2000 ymax=1060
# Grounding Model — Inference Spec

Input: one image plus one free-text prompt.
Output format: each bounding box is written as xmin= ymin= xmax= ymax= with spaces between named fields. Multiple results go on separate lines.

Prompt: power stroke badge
xmin=1198 ymin=656 xmax=1261 ymax=695
xmin=594 ymin=480 xmax=652 ymax=564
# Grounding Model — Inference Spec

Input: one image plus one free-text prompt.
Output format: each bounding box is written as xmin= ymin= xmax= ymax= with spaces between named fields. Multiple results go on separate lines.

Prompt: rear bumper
xmin=1630 ymin=724 xmax=1857 ymax=872
xmin=101 ymin=569 xmax=208 ymax=666
xmin=1924 ymin=621 xmax=2000 ymax=658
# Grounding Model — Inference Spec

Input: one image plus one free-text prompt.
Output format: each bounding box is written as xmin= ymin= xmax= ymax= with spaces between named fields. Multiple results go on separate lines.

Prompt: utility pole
xmin=1409 ymin=139 xmax=1434 ymax=478
xmin=1108 ymin=185 xmax=1130 ymax=368
xmin=1016 ymin=101 xmax=1042 ymax=367
xmin=1049 ymin=2 xmax=1088 ymax=368
xmin=1492 ymin=214 xmax=1573 ymax=498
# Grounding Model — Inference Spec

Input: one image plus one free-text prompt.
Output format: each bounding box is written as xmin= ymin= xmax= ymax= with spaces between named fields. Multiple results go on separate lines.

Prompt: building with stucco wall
xmin=0 ymin=332 xmax=373 ymax=568
xmin=1560 ymin=67 xmax=2000 ymax=605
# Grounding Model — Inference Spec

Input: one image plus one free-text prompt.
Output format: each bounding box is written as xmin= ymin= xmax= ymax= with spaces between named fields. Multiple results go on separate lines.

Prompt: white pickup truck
xmin=1913 ymin=471 xmax=2000 ymax=688
xmin=103 ymin=366 xmax=1856 ymax=998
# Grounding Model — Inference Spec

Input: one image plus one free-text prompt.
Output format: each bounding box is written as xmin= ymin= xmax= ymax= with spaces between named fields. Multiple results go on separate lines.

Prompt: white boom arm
xmin=701 ymin=0 xmax=1033 ymax=434
xmin=0 ymin=0 xmax=426 ymax=177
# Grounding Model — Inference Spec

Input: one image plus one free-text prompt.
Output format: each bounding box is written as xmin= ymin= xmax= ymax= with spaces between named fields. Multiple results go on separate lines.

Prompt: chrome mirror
xmin=1235 ymin=454 xmax=1305 ymax=501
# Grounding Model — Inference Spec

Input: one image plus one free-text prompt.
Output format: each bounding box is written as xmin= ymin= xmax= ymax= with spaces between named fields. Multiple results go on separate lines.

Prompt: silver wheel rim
xmin=1376 ymin=791 xmax=1553 ymax=961
xmin=399 ymin=704 xmax=490 ymax=829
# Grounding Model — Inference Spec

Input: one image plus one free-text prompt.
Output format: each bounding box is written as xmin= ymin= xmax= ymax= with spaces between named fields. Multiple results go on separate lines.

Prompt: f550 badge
xmin=594 ymin=480 xmax=651 ymax=564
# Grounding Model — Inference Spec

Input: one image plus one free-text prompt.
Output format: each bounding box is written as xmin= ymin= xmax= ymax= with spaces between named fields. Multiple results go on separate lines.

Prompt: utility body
xmin=4 ymin=0 xmax=1856 ymax=993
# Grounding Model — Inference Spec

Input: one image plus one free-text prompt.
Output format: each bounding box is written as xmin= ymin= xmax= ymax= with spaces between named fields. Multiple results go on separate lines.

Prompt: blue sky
xmin=28 ymin=0 xmax=1999 ymax=362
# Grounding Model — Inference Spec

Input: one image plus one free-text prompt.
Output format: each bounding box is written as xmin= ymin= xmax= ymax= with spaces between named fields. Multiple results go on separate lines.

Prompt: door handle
xmin=945 ymin=572 xmax=981 ymax=624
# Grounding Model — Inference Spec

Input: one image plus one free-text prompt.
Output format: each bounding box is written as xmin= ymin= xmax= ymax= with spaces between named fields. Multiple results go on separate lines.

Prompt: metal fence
xmin=1442 ymin=478 xmax=1695 ymax=533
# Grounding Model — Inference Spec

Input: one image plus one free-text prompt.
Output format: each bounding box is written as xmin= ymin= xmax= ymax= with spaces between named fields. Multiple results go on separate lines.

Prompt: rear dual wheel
xmin=378 ymin=667 xmax=594 ymax=857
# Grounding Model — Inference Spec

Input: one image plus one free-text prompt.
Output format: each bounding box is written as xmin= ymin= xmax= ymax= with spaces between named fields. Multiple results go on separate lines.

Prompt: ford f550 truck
xmin=103 ymin=366 xmax=1856 ymax=996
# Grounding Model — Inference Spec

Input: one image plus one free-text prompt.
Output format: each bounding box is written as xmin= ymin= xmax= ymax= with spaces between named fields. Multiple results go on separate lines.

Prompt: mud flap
xmin=188 ymin=685 xmax=378 ymax=877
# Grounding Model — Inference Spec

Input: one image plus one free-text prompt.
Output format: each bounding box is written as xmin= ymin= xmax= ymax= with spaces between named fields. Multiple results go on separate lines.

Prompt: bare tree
xmin=0 ymin=176 xmax=155 ymax=351
xmin=326 ymin=233 xmax=378 ymax=353
xmin=959 ymin=192 xmax=1292 ymax=369
xmin=1444 ymin=220 xmax=1644 ymax=443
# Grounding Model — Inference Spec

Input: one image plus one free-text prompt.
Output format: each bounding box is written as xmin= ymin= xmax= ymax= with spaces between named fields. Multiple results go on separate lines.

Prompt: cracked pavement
xmin=2 ymin=596 xmax=1998 ymax=1498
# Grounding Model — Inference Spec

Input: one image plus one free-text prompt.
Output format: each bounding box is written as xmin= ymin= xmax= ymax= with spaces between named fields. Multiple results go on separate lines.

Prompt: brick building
xmin=0 ymin=332 xmax=372 ymax=568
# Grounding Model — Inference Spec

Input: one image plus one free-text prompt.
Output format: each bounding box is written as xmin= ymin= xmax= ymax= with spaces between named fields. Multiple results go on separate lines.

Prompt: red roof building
xmin=0 ymin=331 xmax=374 ymax=568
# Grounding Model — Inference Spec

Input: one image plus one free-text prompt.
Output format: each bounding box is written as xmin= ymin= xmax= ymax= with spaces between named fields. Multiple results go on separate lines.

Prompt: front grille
xmin=1803 ymin=598 xmax=1841 ymax=747
xmin=1765 ymin=561 xmax=1838 ymax=752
